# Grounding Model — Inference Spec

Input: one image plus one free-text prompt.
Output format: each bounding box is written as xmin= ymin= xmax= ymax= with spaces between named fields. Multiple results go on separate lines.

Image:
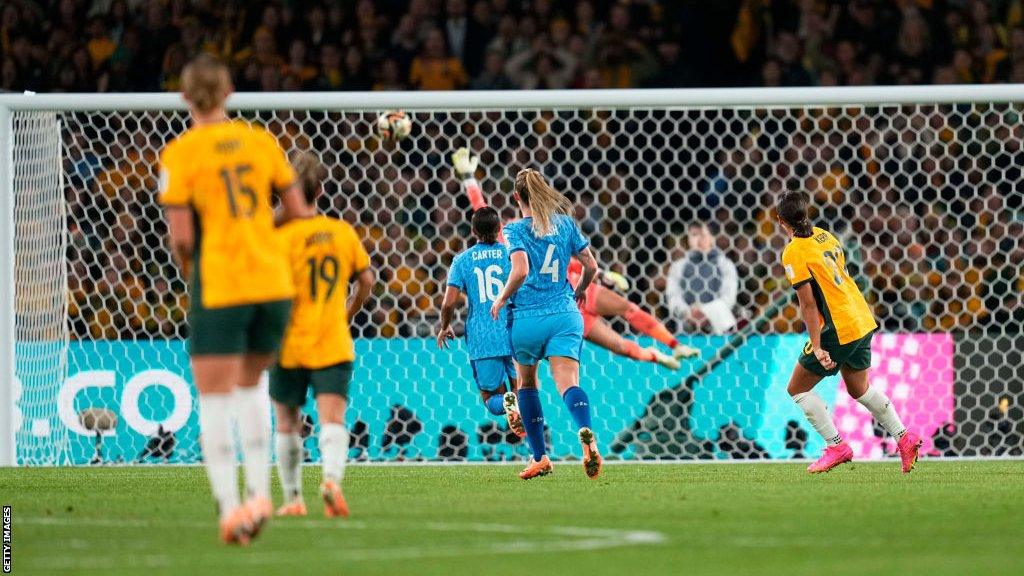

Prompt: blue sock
xmin=561 ymin=386 xmax=592 ymax=430
xmin=484 ymin=394 xmax=505 ymax=416
xmin=517 ymin=388 xmax=546 ymax=461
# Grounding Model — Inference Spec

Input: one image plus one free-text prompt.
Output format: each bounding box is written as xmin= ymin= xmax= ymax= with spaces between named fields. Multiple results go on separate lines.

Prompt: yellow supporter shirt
xmin=781 ymin=227 xmax=877 ymax=344
xmin=277 ymin=215 xmax=370 ymax=369
xmin=158 ymin=119 xmax=296 ymax=308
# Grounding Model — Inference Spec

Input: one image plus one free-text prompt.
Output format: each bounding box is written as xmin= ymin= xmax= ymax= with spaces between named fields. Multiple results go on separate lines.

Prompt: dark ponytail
xmin=776 ymin=191 xmax=814 ymax=237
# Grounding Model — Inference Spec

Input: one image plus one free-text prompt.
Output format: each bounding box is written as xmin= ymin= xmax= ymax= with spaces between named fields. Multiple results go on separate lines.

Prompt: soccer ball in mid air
xmin=376 ymin=110 xmax=412 ymax=142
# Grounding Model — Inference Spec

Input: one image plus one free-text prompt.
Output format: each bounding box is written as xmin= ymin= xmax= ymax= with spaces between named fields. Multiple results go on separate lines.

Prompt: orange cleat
xmin=518 ymin=455 xmax=553 ymax=480
xmin=503 ymin=392 xmax=527 ymax=438
xmin=579 ymin=427 xmax=602 ymax=480
xmin=276 ymin=499 xmax=308 ymax=517
xmin=245 ymin=496 xmax=273 ymax=539
xmin=219 ymin=505 xmax=253 ymax=546
xmin=321 ymin=480 xmax=350 ymax=518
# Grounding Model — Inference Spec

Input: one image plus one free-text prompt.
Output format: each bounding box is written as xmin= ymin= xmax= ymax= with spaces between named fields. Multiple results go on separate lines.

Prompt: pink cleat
xmin=807 ymin=443 xmax=854 ymax=474
xmin=896 ymin=431 xmax=923 ymax=473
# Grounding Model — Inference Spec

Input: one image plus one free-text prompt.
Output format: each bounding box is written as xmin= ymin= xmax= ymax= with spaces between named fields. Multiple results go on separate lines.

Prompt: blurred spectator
xmin=409 ymin=28 xmax=467 ymax=90
xmin=665 ymin=223 xmax=739 ymax=334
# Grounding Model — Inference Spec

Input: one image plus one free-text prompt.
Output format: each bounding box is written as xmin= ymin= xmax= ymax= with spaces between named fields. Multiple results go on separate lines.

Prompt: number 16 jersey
xmin=446 ymin=242 xmax=513 ymax=360
xmin=278 ymin=215 xmax=370 ymax=369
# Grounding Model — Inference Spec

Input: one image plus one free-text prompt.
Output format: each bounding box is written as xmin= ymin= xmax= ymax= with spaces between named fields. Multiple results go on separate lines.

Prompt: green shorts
xmin=270 ymin=362 xmax=353 ymax=407
xmin=188 ymin=299 xmax=292 ymax=356
xmin=798 ymin=330 xmax=875 ymax=377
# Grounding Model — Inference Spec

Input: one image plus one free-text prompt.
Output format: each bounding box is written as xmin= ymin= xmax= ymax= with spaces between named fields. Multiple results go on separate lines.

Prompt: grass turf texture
xmin=2 ymin=461 xmax=1022 ymax=575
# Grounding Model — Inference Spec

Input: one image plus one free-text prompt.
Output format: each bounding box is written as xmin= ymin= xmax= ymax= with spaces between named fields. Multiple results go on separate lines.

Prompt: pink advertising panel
xmin=832 ymin=333 xmax=955 ymax=459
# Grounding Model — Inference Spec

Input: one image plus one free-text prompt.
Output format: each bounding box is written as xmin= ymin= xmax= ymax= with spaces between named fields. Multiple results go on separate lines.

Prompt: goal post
xmin=1 ymin=86 xmax=1022 ymax=466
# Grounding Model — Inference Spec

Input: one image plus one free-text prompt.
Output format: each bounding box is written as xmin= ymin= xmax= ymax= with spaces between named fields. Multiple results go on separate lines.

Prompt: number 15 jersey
xmin=158 ymin=119 xmax=295 ymax=309
xmin=446 ymin=242 xmax=512 ymax=360
xmin=278 ymin=215 xmax=370 ymax=369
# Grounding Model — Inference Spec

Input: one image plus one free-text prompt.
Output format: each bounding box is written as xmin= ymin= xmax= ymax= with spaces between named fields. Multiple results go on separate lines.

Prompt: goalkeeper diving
xmin=449 ymin=147 xmax=698 ymax=369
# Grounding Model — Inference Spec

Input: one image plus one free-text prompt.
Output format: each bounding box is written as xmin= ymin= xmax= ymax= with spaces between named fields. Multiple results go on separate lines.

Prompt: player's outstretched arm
xmin=437 ymin=285 xmax=460 ymax=349
xmin=451 ymin=147 xmax=487 ymax=211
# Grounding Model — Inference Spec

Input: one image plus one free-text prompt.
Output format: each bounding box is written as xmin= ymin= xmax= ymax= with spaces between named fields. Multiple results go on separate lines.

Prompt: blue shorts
xmin=471 ymin=356 xmax=516 ymax=393
xmin=509 ymin=311 xmax=584 ymax=366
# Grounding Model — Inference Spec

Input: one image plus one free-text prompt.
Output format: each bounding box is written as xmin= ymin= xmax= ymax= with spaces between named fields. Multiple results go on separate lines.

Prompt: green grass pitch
xmin=2 ymin=461 xmax=1022 ymax=575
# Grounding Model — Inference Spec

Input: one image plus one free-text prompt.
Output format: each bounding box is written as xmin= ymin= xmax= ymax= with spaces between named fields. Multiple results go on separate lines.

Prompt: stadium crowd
xmin=2 ymin=0 xmax=1021 ymax=341
xmin=8 ymin=1 xmax=1024 ymax=93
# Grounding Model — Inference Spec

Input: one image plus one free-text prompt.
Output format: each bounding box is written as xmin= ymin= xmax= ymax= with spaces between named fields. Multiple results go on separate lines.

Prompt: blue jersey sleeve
xmin=446 ymin=257 xmax=464 ymax=290
xmin=505 ymin=222 xmax=526 ymax=254
xmin=568 ymin=218 xmax=588 ymax=254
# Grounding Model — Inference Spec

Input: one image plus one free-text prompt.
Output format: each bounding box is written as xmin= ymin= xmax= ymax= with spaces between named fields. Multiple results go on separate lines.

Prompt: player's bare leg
xmin=788 ymin=364 xmax=852 ymax=473
xmin=587 ymin=320 xmax=680 ymax=370
xmin=515 ymin=362 xmax=553 ymax=479
xmin=551 ymin=356 xmax=602 ymax=479
xmin=591 ymin=287 xmax=698 ymax=359
xmin=317 ymin=393 xmax=350 ymax=517
xmin=842 ymin=366 xmax=921 ymax=473
xmin=274 ymin=402 xmax=307 ymax=517
xmin=192 ymin=355 xmax=251 ymax=544
xmin=236 ymin=353 xmax=275 ymax=537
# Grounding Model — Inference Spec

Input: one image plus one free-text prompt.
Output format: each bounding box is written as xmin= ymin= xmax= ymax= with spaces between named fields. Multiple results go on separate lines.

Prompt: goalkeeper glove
xmin=451 ymin=147 xmax=480 ymax=179
xmin=601 ymin=270 xmax=630 ymax=292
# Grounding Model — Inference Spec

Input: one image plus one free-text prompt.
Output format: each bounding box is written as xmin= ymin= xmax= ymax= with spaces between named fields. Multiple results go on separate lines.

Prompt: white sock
xmin=319 ymin=424 xmax=349 ymax=484
xmin=855 ymin=387 xmax=907 ymax=440
xmin=793 ymin=391 xmax=843 ymax=446
xmin=234 ymin=385 xmax=271 ymax=500
xmin=276 ymin=432 xmax=304 ymax=501
xmin=198 ymin=394 xmax=240 ymax=518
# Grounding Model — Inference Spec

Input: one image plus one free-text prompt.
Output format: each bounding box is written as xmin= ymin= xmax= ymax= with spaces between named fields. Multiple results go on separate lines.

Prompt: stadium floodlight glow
xmin=1 ymin=86 xmax=1022 ymax=466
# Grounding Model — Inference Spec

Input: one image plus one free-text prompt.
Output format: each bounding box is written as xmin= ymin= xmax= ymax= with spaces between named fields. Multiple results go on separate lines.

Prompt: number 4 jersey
xmin=446 ymin=242 xmax=513 ymax=360
xmin=781 ymin=226 xmax=877 ymax=345
xmin=277 ymin=215 xmax=370 ymax=369
xmin=158 ymin=119 xmax=295 ymax=308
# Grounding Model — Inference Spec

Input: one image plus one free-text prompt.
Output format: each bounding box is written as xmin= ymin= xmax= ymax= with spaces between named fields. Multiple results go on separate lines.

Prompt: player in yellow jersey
xmin=777 ymin=191 xmax=922 ymax=475
xmin=271 ymin=152 xmax=373 ymax=519
xmin=159 ymin=55 xmax=307 ymax=545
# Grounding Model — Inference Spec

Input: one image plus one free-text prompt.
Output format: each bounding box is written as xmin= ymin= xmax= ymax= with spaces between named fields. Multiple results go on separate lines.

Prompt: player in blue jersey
xmin=438 ymin=207 xmax=526 ymax=438
xmin=490 ymin=169 xmax=602 ymax=480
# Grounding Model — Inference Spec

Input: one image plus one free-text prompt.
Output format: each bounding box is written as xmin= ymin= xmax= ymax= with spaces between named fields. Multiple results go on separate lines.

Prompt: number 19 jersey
xmin=277 ymin=215 xmax=370 ymax=369
xmin=446 ymin=242 xmax=512 ymax=360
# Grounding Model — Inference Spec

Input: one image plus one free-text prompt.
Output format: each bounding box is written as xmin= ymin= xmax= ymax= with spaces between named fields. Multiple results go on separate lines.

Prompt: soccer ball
xmin=376 ymin=110 xmax=412 ymax=142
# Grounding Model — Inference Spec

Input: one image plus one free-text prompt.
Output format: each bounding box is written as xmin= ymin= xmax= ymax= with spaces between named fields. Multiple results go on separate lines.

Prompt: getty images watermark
xmin=2 ymin=505 xmax=10 ymax=573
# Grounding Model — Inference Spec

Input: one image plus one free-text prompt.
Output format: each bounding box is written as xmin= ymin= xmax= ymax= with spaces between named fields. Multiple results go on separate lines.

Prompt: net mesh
xmin=12 ymin=111 xmax=69 ymax=465
xmin=9 ymin=100 xmax=1024 ymax=464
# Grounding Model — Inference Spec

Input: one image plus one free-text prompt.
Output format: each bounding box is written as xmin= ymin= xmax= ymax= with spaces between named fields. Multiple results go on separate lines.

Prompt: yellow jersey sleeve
xmin=782 ymin=243 xmax=812 ymax=288
xmin=262 ymin=131 xmax=296 ymax=193
xmin=157 ymin=141 xmax=192 ymax=207
xmin=344 ymin=222 xmax=371 ymax=273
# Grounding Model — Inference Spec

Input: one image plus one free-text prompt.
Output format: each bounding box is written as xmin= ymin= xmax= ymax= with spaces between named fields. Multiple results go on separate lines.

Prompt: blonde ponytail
xmin=514 ymin=169 xmax=574 ymax=237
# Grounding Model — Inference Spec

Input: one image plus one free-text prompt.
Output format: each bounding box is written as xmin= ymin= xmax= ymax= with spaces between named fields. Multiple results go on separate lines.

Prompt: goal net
xmin=2 ymin=88 xmax=1022 ymax=465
